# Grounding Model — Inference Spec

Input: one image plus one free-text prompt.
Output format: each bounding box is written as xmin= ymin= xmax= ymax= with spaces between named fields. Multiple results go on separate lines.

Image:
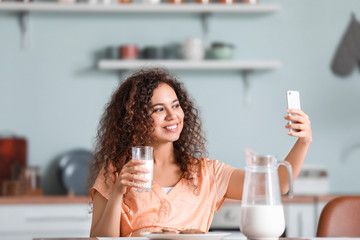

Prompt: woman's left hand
xmin=284 ymin=109 xmax=312 ymax=144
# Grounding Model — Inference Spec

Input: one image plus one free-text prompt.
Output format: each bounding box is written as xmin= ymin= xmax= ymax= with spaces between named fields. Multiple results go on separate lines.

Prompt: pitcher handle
xmin=278 ymin=160 xmax=293 ymax=198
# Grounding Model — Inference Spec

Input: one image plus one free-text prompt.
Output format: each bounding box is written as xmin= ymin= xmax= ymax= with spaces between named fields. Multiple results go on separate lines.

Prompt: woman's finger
xmin=119 ymin=178 xmax=145 ymax=189
xmin=285 ymin=109 xmax=312 ymax=144
xmin=284 ymin=114 xmax=308 ymax=124
xmin=120 ymin=172 xmax=149 ymax=183
xmin=287 ymin=109 xmax=310 ymax=120
xmin=124 ymin=165 xmax=150 ymax=174
xmin=123 ymin=159 xmax=146 ymax=169
xmin=285 ymin=123 xmax=305 ymax=131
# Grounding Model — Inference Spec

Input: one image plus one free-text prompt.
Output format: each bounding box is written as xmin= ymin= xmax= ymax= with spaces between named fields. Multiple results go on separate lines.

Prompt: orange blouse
xmin=90 ymin=158 xmax=236 ymax=237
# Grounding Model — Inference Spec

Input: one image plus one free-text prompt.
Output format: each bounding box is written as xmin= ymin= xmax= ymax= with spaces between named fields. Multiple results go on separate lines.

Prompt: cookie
xmin=152 ymin=229 xmax=177 ymax=234
xmin=179 ymin=229 xmax=204 ymax=234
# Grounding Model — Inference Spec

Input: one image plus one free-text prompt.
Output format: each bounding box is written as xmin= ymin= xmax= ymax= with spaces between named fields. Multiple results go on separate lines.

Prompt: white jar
xmin=181 ymin=38 xmax=205 ymax=61
xmin=146 ymin=0 xmax=161 ymax=4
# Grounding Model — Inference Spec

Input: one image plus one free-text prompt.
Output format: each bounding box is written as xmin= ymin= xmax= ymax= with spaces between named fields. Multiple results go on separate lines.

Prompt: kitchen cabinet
xmin=0 ymin=197 xmax=92 ymax=240
xmin=283 ymin=196 xmax=340 ymax=238
xmin=283 ymin=202 xmax=316 ymax=237
xmin=211 ymin=199 xmax=241 ymax=230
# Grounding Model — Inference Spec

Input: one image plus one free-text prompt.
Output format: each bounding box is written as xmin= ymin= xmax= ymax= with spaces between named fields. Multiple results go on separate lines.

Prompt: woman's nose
xmin=165 ymin=108 xmax=176 ymax=119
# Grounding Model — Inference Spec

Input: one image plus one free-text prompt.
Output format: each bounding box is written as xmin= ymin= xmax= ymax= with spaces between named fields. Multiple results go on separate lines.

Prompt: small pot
xmin=119 ymin=45 xmax=139 ymax=59
xmin=181 ymin=38 xmax=205 ymax=60
xmin=219 ymin=0 xmax=235 ymax=4
xmin=196 ymin=0 xmax=211 ymax=3
xmin=118 ymin=0 xmax=132 ymax=3
xmin=210 ymin=42 xmax=235 ymax=60
xmin=142 ymin=46 xmax=167 ymax=59
xmin=242 ymin=0 xmax=258 ymax=4
xmin=168 ymin=0 xmax=184 ymax=4
xmin=145 ymin=0 xmax=161 ymax=3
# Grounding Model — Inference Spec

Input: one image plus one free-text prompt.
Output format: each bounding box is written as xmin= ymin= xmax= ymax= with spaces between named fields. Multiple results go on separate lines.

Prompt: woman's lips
xmin=164 ymin=124 xmax=178 ymax=132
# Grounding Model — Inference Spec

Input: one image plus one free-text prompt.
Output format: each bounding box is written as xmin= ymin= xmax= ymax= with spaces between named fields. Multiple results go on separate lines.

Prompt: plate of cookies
xmin=141 ymin=229 xmax=230 ymax=240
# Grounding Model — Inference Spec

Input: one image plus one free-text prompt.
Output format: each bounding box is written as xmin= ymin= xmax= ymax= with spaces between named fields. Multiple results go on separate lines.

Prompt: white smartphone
xmin=286 ymin=90 xmax=301 ymax=133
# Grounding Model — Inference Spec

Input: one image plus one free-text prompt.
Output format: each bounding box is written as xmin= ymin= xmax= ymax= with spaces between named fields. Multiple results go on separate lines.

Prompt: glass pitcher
xmin=239 ymin=151 xmax=293 ymax=240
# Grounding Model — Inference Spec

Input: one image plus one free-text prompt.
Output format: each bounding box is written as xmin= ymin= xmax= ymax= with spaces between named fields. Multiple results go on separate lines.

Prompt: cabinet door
xmin=211 ymin=203 xmax=241 ymax=230
xmin=0 ymin=203 xmax=92 ymax=240
xmin=283 ymin=203 xmax=316 ymax=238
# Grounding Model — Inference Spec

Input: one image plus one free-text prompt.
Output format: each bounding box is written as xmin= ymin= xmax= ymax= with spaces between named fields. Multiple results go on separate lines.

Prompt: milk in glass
xmin=132 ymin=146 xmax=154 ymax=192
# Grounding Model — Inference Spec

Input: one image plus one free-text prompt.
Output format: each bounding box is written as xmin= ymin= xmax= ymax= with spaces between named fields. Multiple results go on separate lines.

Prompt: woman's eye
xmin=173 ymin=104 xmax=180 ymax=109
xmin=153 ymin=108 xmax=163 ymax=113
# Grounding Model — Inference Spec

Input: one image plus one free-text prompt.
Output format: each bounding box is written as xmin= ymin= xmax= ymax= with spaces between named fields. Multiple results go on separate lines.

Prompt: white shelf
xmin=0 ymin=2 xmax=281 ymax=13
xmin=98 ymin=59 xmax=282 ymax=71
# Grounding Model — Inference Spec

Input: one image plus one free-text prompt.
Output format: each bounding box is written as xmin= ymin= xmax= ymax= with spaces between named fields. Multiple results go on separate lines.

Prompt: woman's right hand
xmin=113 ymin=159 xmax=150 ymax=196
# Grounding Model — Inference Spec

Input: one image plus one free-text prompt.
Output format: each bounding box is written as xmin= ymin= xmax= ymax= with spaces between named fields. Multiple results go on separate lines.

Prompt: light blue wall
xmin=1 ymin=0 xmax=360 ymax=194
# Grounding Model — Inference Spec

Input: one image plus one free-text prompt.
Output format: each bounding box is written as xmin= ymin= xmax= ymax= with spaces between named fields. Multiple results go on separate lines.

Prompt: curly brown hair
xmin=89 ymin=67 xmax=207 ymax=189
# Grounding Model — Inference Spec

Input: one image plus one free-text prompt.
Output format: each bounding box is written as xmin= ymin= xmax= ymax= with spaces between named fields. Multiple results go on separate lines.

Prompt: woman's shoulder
xmin=196 ymin=157 xmax=234 ymax=172
xmin=197 ymin=157 xmax=219 ymax=164
xmin=192 ymin=157 xmax=219 ymax=171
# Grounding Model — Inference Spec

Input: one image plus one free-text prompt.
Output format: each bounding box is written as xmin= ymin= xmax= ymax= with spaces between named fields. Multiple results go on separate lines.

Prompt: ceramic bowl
xmin=210 ymin=43 xmax=235 ymax=60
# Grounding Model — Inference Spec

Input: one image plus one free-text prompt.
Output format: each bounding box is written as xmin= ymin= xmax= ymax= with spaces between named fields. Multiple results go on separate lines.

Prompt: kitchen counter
xmin=284 ymin=195 xmax=340 ymax=203
xmin=0 ymin=194 xmax=341 ymax=205
xmin=222 ymin=194 xmax=341 ymax=204
xmin=0 ymin=195 xmax=91 ymax=204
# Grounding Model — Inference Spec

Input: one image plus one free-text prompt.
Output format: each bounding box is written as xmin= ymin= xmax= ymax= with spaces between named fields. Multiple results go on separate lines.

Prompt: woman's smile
xmin=164 ymin=123 xmax=179 ymax=132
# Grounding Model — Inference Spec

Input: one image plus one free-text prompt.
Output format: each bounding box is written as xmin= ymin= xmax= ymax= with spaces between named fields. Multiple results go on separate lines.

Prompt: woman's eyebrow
xmin=151 ymin=99 xmax=179 ymax=108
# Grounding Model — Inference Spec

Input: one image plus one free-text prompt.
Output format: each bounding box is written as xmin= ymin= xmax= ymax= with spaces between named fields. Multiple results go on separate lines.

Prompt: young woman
xmin=89 ymin=68 xmax=312 ymax=237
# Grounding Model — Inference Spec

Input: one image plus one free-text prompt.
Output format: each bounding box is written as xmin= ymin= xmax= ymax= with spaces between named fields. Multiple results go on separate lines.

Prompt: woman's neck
xmin=153 ymin=142 xmax=176 ymax=166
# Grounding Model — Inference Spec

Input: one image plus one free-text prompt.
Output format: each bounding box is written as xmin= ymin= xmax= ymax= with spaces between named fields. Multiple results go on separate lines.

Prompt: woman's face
xmin=150 ymin=83 xmax=184 ymax=144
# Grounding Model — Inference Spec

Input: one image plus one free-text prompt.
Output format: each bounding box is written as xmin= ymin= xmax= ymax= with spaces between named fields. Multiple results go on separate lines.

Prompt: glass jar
xmin=242 ymin=0 xmax=258 ymax=4
xmin=168 ymin=0 xmax=184 ymax=4
xmin=219 ymin=0 xmax=235 ymax=3
xmin=118 ymin=0 xmax=132 ymax=4
xmin=195 ymin=0 xmax=211 ymax=4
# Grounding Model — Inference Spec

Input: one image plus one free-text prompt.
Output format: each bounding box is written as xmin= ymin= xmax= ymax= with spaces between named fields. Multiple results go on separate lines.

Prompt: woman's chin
xmin=156 ymin=136 xmax=181 ymax=144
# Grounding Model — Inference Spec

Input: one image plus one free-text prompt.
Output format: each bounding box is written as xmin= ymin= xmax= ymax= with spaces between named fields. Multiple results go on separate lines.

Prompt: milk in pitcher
xmin=240 ymin=205 xmax=285 ymax=240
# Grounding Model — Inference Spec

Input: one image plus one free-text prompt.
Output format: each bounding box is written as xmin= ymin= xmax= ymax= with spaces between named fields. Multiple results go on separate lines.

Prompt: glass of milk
xmin=132 ymin=146 xmax=154 ymax=192
xmin=239 ymin=150 xmax=293 ymax=240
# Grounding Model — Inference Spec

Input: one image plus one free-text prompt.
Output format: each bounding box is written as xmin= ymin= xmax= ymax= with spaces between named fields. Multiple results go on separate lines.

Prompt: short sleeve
xmin=90 ymin=164 xmax=117 ymax=200
xmin=212 ymin=159 xmax=236 ymax=211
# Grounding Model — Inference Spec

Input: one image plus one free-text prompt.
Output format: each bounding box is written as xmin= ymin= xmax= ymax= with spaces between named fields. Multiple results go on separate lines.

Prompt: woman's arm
xmin=225 ymin=169 xmax=245 ymax=200
xmin=90 ymin=159 xmax=149 ymax=237
xmin=279 ymin=109 xmax=312 ymax=194
xmin=90 ymin=191 xmax=123 ymax=237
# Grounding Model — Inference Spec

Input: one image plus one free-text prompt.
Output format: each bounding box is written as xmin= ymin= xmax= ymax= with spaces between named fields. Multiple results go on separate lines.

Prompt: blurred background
xmin=2 ymin=0 xmax=360 ymax=239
